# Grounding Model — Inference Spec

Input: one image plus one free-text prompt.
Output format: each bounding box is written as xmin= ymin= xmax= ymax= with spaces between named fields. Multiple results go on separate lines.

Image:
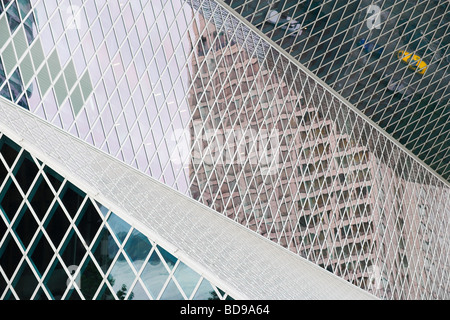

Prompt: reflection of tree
xmin=208 ymin=290 xmax=220 ymax=300
xmin=117 ymin=284 xmax=134 ymax=300
xmin=80 ymin=261 xmax=135 ymax=300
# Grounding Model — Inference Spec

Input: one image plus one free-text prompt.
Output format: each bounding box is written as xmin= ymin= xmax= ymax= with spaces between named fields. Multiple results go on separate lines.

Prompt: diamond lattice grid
xmin=0 ymin=0 xmax=448 ymax=300
xmin=224 ymin=0 xmax=449 ymax=181
xmin=184 ymin=0 xmax=449 ymax=300
xmin=0 ymin=133 xmax=232 ymax=300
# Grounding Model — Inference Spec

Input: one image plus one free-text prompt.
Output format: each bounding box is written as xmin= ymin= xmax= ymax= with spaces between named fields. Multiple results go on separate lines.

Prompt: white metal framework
xmin=0 ymin=96 xmax=377 ymax=300
xmin=0 ymin=0 xmax=448 ymax=300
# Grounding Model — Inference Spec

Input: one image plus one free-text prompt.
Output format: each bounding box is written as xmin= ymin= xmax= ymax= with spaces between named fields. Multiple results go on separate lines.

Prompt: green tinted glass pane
xmin=0 ymin=16 xmax=9 ymax=48
xmin=2 ymin=42 xmax=17 ymax=75
xmin=20 ymin=53 xmax=33 ymax=85
xmin=63 ymin=60 xmax=77 ymax=91
xmin=54 ymin=75 xmax=67 ymax=105
xmin=30 ymin=39 xmax=45 ymax=70
xmin=70 ymin=85 xmax=84 ymax=116
xmin=80 ymin=70 xmax=93 ymax=100
xmin=37 ymin=65 xmax=51 ymax=96
xmin=13 ymin=26 xmax=27 ymax=59
xmin=47 ymin=50 xmax=61 ymax=81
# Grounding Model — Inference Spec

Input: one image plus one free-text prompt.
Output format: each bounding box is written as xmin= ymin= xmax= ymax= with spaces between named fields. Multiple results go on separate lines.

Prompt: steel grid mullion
xmin=70 ymin=0 xmax=193 ymax=172
xmin=405 ymin=104 xmax=450 ymax=155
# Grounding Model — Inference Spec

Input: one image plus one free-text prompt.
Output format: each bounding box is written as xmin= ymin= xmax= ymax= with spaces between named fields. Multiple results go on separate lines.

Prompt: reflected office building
xmin=0 ymin=0 xmax=448 ymax=300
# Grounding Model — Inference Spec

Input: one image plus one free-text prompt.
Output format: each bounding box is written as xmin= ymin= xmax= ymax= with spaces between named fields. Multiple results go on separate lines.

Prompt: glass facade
xmin=0 ymin=133 xmax=232 ymax=300
xmin=224 ymin=0 xmax=450 ymax=181
xmin=0 ymin=0 xmax=448 ymax=300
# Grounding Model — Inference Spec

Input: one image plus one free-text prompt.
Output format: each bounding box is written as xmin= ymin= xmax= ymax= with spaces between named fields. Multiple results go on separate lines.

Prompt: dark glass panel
xmin=60 ymin=182 xmax=85 ymax=219
xmin=92 ymin=227 xmax=118 ymax=274
xmin=123 ymin=228 xmax=152 ymax=271
xmin=79 ymin=257 xmax=102 ymax=300
xmin=44 ymin=259 xmax=69 ymax=300
xmin=44 ymin=204 xmax=70 ymax=248
xmin=0 ymin=272 xmax=7 ymax=298
xmin=0 ymin=136 xmax=19 ymax=168
xmin=29 ymin=177 xmax=54 ymax=221
xmin=0 ymin=201 xmax=8 ymax=237
xmin=60 ymin=229 xmax=86 ymax=268
xmin=0 ymin=156 xmax=7 ymax=183
xmin=13 ymin=261 xmax=38 ymax=299
xmin=13 ymin=205 xmax=38 ymax=248
xmin=76 ymin=199 xmax=102 ymax=247
xmin=67 ymin=288 xmax=82 ymax=300
xmin=0 ymin=234 xmax=22 ymax=279
xmin=43 ymin=165 xmax=63 ymax=192
xmin=14 ymin=153 xmax=38 ymax=194
xmin=30 ymin=232 xmax=53 ymax=276
xmin=0 ymin=179 xmax=22 ymax=221
xmin=96 ymin=283 xmax=115 ymax=300
xmin=33 ymin=287 xmax=49 ymax=300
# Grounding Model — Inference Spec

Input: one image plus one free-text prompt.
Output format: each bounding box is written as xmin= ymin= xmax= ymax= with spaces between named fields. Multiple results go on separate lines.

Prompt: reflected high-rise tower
xmin=0 ymin=0 xmax=448 ymax=300
xmin=186 ymin=12 xmax=448 ymax=299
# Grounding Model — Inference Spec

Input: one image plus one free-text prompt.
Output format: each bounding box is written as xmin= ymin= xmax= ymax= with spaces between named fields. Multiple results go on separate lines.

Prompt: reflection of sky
xmin=108 ymin=259 xmax=210 ymax=300
xmin=101 ymin=212 xmax=218 ymax=300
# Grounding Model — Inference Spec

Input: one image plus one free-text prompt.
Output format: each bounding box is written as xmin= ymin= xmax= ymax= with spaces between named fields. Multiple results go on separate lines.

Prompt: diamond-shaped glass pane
xmin=96 ymin=283 xmax=115 ymax=300
xmin=13 ymin=205 xmax=38 ymax=248
xmin=60 ymin=182 xmax=85 ymax=219
xmin=106 ymin=212 xmax=131 ymax=244
xmin=160 ymin=279 xmax=184 ymax=300
xmin=0 ymin=234 xmax=22 ymax=279
xmin=79 ymin=257 xmax=102 ymax=300
xmin=140 ymin=250 xmax=170 ymax=299
xmin=12 ymin=261 xmax=38 ymax=300
xmin=43 ymin=166 xmax=63 ymax=193
xmin=108 ymin=253 xmax=135 ymax=299
xmin=60 ymin=230 xmax=86 ymax=268
xmin=173 ymin=261 xmax=201 ymax=299
xmin=0 ymin=156 xmax=7 ymax=183
xmin=44 ymin=205 xmax=70 ymax=249
xmin=123 ymin=229 xmax=152 ymax=272
xmin=76 ymin=199 xmax=102 ymax=247
xmin=30 ymin=232 xmax=53 ymax=276
xmin=0 ymin=179 xmax=23 ymax=221
xmin=0 ymin=137 xmax=19 ymax=168
xmin=93 ymin=227 xmax=119 ymax=274
xmin=29 ymin=177 xmax=54 ymax=221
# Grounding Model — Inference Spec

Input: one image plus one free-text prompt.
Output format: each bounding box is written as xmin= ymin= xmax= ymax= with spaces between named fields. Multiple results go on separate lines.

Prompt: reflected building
xmin=224 ymin=0 xmax=450 ymax=181
xmin=186 ymin=11 xmax=449 ymax=299
xmin=0 ymin=0 xmax=448 ymax=300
